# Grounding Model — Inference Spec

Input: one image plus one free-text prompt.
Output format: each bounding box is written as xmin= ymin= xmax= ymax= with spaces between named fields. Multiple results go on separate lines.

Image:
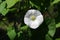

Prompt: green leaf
xmin=0 ymin=1 xmax=6 ymax=12
xmin=6 ymin=0 xmax=19 ymax=8
xmin=28 ymin=29 xmax=32 ymax=37
xmin=56 ymin=23 xmax=60 ymax=28
xmin=29 ymin=0 xmax=41 ymax=10
xmin=29 ymin=1 xmax=40 ymax=10
xmin=45 ymin=34 xmax=52 ymax=40
xmin=17 ymin=32 xmax=21 ymax=37
xmin=48 ymin=19 xmax=56 ymax=37
xmin=21 ymin=26 xmax=28 ymax=31
xmin=7 ymin=26 xmax=13 ymax=31
xmin=0 ymin=0 xmax=2 ymax=3
xmin=17 ymin=31 xmax=22 ymax=37
xmin=0 ymin=21 xmax=7 ymax=30
xmin=0 ymin=1 xmax=9 ymax=16
xmin=1 ymin=9 xmax=9 ymax=16
xmin=9 ymin=8 xmax=17 ymax=11
xmin=51 ymin=0 xmax=60 ymax=5
xmin=55 ymin=38 xmax=60 ymax=40
xmin=7 ymin=29 xmax=16 ymax=40
xmin=45 ymin=17 xmax=56 ymax=37
xmin=6 ymin=22 xmax=14 ymax=31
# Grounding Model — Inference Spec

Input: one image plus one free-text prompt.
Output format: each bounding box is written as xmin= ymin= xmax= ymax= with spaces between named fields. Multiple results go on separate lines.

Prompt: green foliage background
xmin=0 ymin=0 xmax=60 ymax=40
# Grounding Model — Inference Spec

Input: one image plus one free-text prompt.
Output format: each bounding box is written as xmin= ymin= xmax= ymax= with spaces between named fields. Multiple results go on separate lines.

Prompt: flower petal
xmin=29 ymin=20 xmax=40 ymax=29
xmin=24 ymin=17 xmax=30 ymax=25
xmin=36 ymin=15 xmax=43 ymax=26
xmin=29 ymin=15 xmax=43 ymax=29
xmin=25 ymin=9 xmax=36 ymax=18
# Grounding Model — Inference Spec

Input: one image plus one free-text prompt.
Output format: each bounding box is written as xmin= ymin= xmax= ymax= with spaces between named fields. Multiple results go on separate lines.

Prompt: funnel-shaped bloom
xmin=24 ymin=9 xmax=43 ymax=29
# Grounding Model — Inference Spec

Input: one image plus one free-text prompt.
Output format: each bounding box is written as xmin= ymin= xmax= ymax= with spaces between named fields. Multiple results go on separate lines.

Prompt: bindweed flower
xmin=24 ymin=9 xmax=44 ymax=29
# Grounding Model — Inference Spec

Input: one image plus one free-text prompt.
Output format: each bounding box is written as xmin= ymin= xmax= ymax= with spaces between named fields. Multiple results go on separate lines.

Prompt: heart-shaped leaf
xmin=0 ymin=1 xmax=6 ymax=12
xmin=1 ymin=9 xmax=9 ymax=16
xmin=7 ymin=29 xmax=16 ymax=40
xmin=48 ymin=19 xmax=56 ymax=37
xmin=45 ymin=34 xmax=52 ymax=40
xmin=6 ymin=0 xmax=19 ymax=8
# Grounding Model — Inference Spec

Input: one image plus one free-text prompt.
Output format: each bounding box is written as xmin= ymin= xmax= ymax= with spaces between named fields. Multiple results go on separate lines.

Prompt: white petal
xmin=29 ymin=15 xmax=43 ymax=29
xmin=36 ymin=15 xmax=43 ymax=26
xmin=24 ymin=17 xmax=30 ymax=25
xmin=25 ymin=9 xmax=36 ymax=16
xmin=29 ymin=20 xmax=40 ymax=29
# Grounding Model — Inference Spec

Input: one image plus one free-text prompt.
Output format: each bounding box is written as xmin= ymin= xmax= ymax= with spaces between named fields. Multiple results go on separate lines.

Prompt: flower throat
xmin=30 ymin=15 xmax=36 ymax=21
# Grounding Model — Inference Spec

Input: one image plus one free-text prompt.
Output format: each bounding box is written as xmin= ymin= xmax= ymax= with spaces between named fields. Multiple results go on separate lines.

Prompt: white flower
xmin=24 ymin=9 xmax=44 ymax=29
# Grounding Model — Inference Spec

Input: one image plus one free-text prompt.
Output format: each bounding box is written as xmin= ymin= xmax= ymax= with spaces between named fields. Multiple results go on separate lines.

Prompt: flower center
xmin=30 ymin=15 xmax=36 ymax=21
